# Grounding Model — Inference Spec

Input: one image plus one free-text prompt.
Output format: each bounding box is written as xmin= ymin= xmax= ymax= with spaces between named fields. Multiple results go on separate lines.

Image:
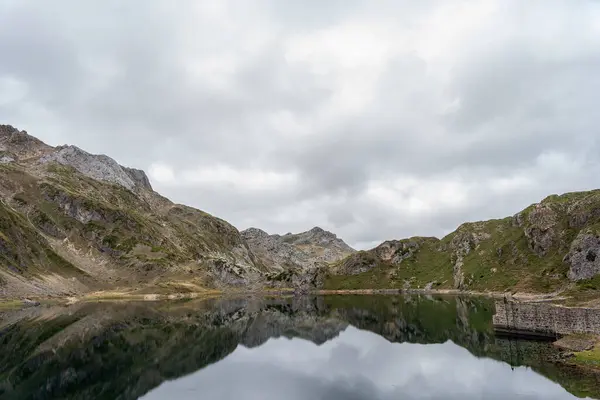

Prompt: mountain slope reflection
xmin=144 ymin=327 xmax=575 ymax=400
xmin=0 ymin=295 xmax=599 ymax=399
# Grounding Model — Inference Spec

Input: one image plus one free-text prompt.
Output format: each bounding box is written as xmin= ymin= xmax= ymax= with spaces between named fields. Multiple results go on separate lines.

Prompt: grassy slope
xmin=326 ymin=238 xmax=453 ymax=290
xmin=325 ymin=190 xmax=600 ymax=294
xmin=0 ymin=199 xmax=85 ymax=281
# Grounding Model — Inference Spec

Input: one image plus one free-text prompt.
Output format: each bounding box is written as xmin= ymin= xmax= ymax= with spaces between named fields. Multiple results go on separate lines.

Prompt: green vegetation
xmin=1 ymin=157 xmax=262 ymax=297
xmin=326 ymin=190 xmax=600 ymax=295
xmin=574 ymin=344 xmax=600 ymax=367
xmin=0 ymin=199 xmax=84 ymax=280
xmin=576 ymin=275 xmax=600 ymax=291
xmin=326 ymin=238 xmax=454 ymax=290
xmin=0 ymin=300 xmax=22 ymax=310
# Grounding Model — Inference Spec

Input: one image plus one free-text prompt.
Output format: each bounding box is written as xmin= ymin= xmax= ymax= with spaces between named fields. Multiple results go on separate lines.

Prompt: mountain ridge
xmin=0 ymin=125 xmax=354 ymax=298
xmin=2 ymin=123 xmax=600 ymax=299
xmin=325 ymin=190 xmax=600 ymax=296
xmin=1 ymin=125 xmax=264 ymax=297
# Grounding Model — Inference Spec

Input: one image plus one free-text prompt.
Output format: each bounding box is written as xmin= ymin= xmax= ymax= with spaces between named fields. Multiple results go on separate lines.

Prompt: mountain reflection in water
xmin=0 ymin=295 xmax=599 ymax=400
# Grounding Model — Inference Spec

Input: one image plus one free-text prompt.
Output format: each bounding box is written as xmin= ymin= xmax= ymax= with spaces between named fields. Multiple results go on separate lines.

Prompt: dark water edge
xmin=0 ymin=295 xmax=598 ymax=399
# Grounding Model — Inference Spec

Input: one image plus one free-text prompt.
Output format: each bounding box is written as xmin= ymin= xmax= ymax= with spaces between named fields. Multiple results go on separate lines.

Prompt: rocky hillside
xmin=326 ymin=190 xmax=600 ymax=294
xmin=0 ymin=125 xmax=266 ymax=298
xmin=241 ymin=226 xmax=355 ymax=291
xmin=241 ymin=226 xmax=355 ymax=271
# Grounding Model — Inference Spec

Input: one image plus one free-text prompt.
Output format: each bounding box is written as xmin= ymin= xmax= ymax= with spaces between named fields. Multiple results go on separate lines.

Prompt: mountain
xmin=3 ymin=123 xmax=600 ymax=299
xmin=326 ymin=190 xmax=600 ymax=294
xmin=241 ymin=226 xmax=355 ymax=271
xmin=0 ymin=125 xmax=268 ymax=298
xmin=241 ymin=226 xmax=355 ymax=292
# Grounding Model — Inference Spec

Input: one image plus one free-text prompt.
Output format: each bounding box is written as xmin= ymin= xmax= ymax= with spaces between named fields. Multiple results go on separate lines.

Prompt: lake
xmin=0 ymin=295 xmax=599 ymax=399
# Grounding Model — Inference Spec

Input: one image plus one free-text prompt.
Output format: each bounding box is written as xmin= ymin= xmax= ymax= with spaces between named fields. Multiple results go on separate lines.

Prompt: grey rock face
xmin=374 ymin=240 xmax=420 ymax=265
xmin=0 ymin=155 xmax=14 ymax=164
xmin=524 ymin=204 xmax=557 ymax=256
xmin=40 ymin=145 xmax=151 ymax=191
xmin=290 ymin=264 xmax=328 ymax=294
xmin=241 ymin=226 xmax=355 ymax=271
xmin=281 ymin=227 xmax=355 ymax=264
xmin=123 ymin=167 xmax=153 ymax=191
xmin=447 ymin=225 xmax=492 ymax=289
xmin=41 ymin=186 xmax=109 ymax=224
xmin=335 ymin=239 xmax=422 ymax=276
xmin=242 ymin=227 xmax=354 ymax=291
xmin=567 ymin=193 xmax=600 ymax=229
xmin=334 ymin=251 xmax=379 ymax=275
xmin=204 ymin=256 xmax=263 ymax=287
xmin=565 ymin=231 xmax=600 ymax=280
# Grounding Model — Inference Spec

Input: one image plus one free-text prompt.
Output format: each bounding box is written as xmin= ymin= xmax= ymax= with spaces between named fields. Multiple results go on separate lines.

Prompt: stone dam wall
xmin=493 ymin=299 xmax=600 ymax=337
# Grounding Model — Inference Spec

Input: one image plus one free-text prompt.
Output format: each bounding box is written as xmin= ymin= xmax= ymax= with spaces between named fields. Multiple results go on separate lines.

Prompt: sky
xmin=1 ymin=0 xmax=600 ymax=249
xmin=143 ymin=326 xmax=576 ymax=399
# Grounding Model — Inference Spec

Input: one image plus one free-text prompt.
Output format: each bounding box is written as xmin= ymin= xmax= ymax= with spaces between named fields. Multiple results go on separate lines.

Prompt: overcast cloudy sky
xmin=1 ymin=1 xmax=600 ymax=249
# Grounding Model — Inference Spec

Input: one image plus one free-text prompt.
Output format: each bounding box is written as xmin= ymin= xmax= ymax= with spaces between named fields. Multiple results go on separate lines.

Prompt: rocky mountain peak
xmin=240 ymin=227 xmax=271 ymax=240
xmin=0 ymin=124 xmax=52 ymax=160
xmin=0 ymin=124 xmax=19 ymax=137
xmin=242 ymin=226 xmax=355 ymax=272
xmin=40 ymin=145 xmax=152 ymax=191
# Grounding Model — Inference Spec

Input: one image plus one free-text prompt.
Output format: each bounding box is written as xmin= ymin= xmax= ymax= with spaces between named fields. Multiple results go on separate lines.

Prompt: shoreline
xmin=0 ymin=287 xmax=587 ymax=309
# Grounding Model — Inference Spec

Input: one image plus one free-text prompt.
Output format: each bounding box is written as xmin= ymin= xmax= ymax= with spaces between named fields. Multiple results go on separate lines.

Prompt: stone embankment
xmin=493 ymin=298 xmax=600 ymax=337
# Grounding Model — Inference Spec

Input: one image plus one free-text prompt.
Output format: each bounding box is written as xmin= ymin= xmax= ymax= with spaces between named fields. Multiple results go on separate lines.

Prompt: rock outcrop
xmin=374 ymin=239 xmax=423 ymax=264
xmin=524 ymin=204 xmax=558 ymax=256
xmin=0 ymin=125 xmax=52 ymax=160
xmin=40 ymin=145 xmax=151 ymax=191
xmin=565 ymin=230 xmax=600 ymax=280
xmin=0 ymin=155 xmax=14 ymax=164
xmin=123 ymin=166 xmax=153 ymax=191
xmin=332 ymin=237 xmax=440 ymax=278
xmin=241 ymin=226 xmax=354 ymax=291
xmin=448 ymin=224 xmax=492 ymax=289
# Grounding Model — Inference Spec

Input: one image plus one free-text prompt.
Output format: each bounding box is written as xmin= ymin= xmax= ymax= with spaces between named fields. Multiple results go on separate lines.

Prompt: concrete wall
xmin=493 ymin=299 xmax=600 ymax=336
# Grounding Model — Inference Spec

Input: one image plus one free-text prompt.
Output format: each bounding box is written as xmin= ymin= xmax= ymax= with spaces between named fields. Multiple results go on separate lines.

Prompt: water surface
xmin=0 ymin=295 xmax=598 ymax=399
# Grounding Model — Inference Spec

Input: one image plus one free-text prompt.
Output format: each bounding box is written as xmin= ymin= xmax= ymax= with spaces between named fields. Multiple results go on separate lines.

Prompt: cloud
xmin=1 ymin=0 xmax=600 ymax=248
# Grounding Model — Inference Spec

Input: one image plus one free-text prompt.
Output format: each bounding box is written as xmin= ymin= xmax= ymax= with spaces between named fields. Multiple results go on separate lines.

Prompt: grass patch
xmin=0 ymin=300 xmax=23 ymax=310
xmin=324 ymin=240 xmax=454 ymax=290
xmin=576 ymin=275 xmax=600 ymax=291
xmin=573 ymin=343 xmax=600 ymax=367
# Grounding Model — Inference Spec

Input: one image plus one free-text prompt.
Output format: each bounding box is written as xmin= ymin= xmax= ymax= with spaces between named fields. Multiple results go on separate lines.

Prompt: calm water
xmin=0 ymin=295 xmax=599 ymax=399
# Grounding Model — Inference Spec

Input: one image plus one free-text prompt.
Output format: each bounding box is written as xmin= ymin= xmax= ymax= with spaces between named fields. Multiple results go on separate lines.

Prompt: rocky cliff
xmin=326 ymin=190 xmax=600 ymax=294
xmin=0 ymin=125 xmax=266 ymax=297
xmin=241 ymin=226 xmax=355 ymax=291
